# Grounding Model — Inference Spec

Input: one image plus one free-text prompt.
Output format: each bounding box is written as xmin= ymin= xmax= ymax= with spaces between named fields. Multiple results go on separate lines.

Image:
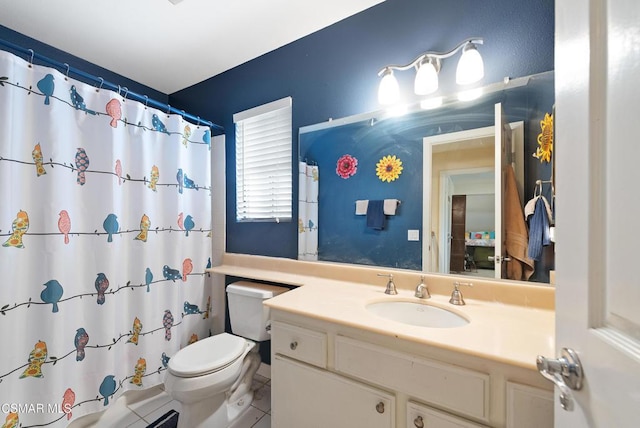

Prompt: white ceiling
xmin=0 ymin=0 xmax=384 ymax=94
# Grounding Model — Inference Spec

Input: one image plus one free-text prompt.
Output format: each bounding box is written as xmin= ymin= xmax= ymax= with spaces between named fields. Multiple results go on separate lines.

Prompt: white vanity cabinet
xmin=269 ymin=312 xmax=552 ymax=428
xmin=270 ymin=321 xmax=395 ymax=427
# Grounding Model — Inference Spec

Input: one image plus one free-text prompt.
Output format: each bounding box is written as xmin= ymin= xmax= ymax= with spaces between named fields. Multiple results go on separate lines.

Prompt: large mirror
xmin=298 ymin=71 xmax=554 ymax=284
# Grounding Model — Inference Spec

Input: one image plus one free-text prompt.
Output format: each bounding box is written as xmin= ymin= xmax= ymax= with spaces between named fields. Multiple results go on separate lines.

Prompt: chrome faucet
xmin=377 ymin=273 xmax=397 ymax=295
xmin=414 ymin=275 xmax=430 ymax=299
xmin=449 ymin=281 xmax=472 ymax=305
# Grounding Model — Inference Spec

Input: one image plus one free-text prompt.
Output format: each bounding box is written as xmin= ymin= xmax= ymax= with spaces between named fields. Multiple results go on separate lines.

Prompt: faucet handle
xmin=449 ymin=281 xmax=472 ymax=305
xmin=377 ymin=273 xmax=398 ymax=295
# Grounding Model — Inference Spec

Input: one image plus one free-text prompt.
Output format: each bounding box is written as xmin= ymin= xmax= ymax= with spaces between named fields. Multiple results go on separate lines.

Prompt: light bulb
xmin=414 ymin=58 xmax=439 ymax=95
xmin=456 ymin=43 xmax=484 ymax=85
xmin=378 ymin=69 xmax=399 ymax=105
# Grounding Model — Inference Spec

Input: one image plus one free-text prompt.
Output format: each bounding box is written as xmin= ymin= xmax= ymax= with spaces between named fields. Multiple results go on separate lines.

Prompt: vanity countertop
xmin=263 ymin=280 xmax=554 ymax=371
xmin=210 ymin=253 xmax=555 ymax=371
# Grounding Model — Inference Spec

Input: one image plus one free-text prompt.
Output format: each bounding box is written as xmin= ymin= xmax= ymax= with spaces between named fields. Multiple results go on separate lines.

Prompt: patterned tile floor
xmin=68 ymin=365 xmax=272 ymax=428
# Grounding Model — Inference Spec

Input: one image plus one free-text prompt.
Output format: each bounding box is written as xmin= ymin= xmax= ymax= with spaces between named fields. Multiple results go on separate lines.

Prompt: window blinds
xmin=234 ymin=97 xmax=292 ymax=222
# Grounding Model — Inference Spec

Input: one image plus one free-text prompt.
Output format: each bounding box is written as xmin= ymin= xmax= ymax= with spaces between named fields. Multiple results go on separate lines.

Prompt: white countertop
xmin=264 ymin=279 xmax=554 ymax=371
xmin=211 ymin=253 xmax=555 ymax=371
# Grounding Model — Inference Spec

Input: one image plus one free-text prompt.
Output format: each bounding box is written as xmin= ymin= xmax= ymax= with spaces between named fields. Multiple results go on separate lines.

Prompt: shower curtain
xmin=298 ymin=161 xmax=318 ymax=260
xmin=0 ymin=50 xmax=213 ymax=427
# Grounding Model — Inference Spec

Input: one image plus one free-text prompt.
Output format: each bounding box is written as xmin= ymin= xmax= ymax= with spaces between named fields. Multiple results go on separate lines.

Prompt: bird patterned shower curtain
xmin=0 ymin=50 xmax=213 ymax=427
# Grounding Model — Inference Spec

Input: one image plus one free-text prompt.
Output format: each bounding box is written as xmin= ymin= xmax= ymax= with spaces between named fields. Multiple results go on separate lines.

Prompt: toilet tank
xmin=226 ymin=281 xmax=289 ymax=341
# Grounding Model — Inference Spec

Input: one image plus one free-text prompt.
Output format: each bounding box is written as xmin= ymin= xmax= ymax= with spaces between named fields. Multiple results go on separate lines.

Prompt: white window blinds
xmin=234 ymin=97 xmax=292 ymax=222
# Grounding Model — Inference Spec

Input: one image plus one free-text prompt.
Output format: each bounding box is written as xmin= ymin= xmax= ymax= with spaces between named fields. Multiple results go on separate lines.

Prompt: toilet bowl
xmin=164 ymin=281 xmax=289 ymax=428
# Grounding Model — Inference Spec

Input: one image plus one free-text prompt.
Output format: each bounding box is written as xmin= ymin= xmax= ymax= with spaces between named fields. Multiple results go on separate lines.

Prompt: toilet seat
xmin=168 ymin=333 xmax=248 ymax=378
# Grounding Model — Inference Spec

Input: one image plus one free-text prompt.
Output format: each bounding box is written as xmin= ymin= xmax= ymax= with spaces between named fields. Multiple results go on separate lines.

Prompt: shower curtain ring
xmin=117 ymin=85 xmax=121 ymax=96
xmin=63 ymin=63 xmax=70 ymax=81
xmin=166 ymin=104 xmax=171 ymax=117
xmin=143 ymin=95 xmax=149 ymax=109
xmin=27 ymin=49 xmax=34 ymax=68
xmin=96 ymin=77 xmax=104 ymax=92
xmin=122 ymin=87 xmax=129 ymax=101
xmin=196 ymin=116 xmax=200 ymax=127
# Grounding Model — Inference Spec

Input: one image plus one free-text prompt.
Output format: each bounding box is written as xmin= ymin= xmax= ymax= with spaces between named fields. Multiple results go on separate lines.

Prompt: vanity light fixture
xmin=377 ymin=38 xmax=484 ymax=106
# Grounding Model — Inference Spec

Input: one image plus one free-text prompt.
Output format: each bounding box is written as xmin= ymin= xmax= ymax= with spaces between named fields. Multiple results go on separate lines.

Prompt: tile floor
xmin=68 ymin=364 xmax=272 ymax=428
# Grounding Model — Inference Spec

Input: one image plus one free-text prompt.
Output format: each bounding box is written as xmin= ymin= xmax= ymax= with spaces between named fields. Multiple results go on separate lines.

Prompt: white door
xmin=553 ymin=0 xmax=640 ymax=426
xmin=439 ymin=174 xmax=453 ymax=274
xmin=493 ymin=103 xmax=511 ymax=279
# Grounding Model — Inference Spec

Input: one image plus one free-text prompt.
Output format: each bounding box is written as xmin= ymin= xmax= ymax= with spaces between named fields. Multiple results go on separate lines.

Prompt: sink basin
xmin=366 ymin=301 xmax=469 ymax=328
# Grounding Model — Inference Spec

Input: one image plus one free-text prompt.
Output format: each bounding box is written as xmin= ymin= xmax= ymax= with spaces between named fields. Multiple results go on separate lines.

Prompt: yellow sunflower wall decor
xmin=376 ymin=155 xmax=403 ymax=183
xmin=534 ymin=112 xmax=553 ymax=163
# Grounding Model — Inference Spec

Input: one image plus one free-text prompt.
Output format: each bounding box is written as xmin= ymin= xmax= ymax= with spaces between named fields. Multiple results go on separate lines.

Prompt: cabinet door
xmin=505 ymin=382 xmax=553 ymax=428
xmin=272 ymin=354 xmax=395 ymax=428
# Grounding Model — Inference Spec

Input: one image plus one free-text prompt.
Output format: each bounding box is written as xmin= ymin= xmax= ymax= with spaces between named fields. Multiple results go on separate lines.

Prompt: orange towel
xmin=504 ymin=165 xmax=535 ymax=280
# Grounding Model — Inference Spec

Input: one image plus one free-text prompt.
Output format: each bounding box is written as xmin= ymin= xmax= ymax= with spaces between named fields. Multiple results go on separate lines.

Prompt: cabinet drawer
xmin=271 ymin=321 xmax=327 ymax=368
xmin=407 ymin=401 xmax=489 ymax=428
xmin=335 ymin=335 xmax=489 ymax=422
xmin=506 ymin=382 xmax=553 ymax=428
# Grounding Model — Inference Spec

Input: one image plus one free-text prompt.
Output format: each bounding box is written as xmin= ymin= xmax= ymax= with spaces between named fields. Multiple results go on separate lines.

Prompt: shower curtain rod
xmin=0 ymin=38 xmax=223 ymax=132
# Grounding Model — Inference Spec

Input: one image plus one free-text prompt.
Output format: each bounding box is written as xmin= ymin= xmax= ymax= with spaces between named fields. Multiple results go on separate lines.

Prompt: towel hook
xmin=27 ymin=49 xmax=34 ymax=68
xmin=534 ymin=180 xmax=543 ymax=197
xmin=96 ymin=77 xmax=104 ymax=92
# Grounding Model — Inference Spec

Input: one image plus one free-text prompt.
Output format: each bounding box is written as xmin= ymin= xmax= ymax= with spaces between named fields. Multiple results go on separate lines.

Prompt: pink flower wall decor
xmin=336 ymin=154 xmax=358 ymax=179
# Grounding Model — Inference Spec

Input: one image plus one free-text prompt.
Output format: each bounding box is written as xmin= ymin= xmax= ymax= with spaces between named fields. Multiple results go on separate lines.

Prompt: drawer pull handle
xmin=290 ymin=341 xmax=298 ymax=350
xmin=375 ymin=402 xmax=385 ymax=414
xmin=414 ymin=415 xmax=424 ymax=428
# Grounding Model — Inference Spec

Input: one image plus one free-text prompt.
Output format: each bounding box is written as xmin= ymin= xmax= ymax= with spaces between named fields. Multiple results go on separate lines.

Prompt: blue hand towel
xmin=527 ymin=197 xmax=551 ymax=261
xmin=366 ymin=200 xmax=385 ymax=230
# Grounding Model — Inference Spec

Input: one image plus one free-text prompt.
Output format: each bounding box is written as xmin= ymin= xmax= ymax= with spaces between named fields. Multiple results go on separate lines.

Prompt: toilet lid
xmin=168 ymin=333 xmax=247 ymax=377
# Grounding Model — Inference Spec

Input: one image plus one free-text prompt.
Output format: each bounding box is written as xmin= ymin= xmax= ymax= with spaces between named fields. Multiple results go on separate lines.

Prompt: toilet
xmin=164 ymin=281 xmax=289 ymax=428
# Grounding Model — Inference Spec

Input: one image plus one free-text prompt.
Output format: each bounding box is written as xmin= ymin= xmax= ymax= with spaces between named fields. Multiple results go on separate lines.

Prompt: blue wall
xmin=169 ymin=0 xmax=555 ymax=261
xmin=0 ymin=25 xmax=167 ymax=104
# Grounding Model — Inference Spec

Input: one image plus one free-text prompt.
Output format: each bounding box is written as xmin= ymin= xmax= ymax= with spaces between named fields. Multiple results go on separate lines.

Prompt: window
xmin=234 ymin=97 xmax=292 ymax=222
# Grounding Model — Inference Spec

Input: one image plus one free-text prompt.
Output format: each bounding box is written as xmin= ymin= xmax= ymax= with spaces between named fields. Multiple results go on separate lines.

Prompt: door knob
xmin=536 ymin=347 xmax=583 ymax=411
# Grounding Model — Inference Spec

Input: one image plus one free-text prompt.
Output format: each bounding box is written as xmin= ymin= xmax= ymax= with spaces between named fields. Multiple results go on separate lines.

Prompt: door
xmin=493 ymin=103 xmax=511 ymax=279
xmin=439 ymin=174 xmax=454 ymax=274
xmin=423 ymin=118 xmax=523 ymax=277
xmin=449 ymin=195 xmax=466 ymax=272
xmin=553 ymin=0 xmax=640 ymax=426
